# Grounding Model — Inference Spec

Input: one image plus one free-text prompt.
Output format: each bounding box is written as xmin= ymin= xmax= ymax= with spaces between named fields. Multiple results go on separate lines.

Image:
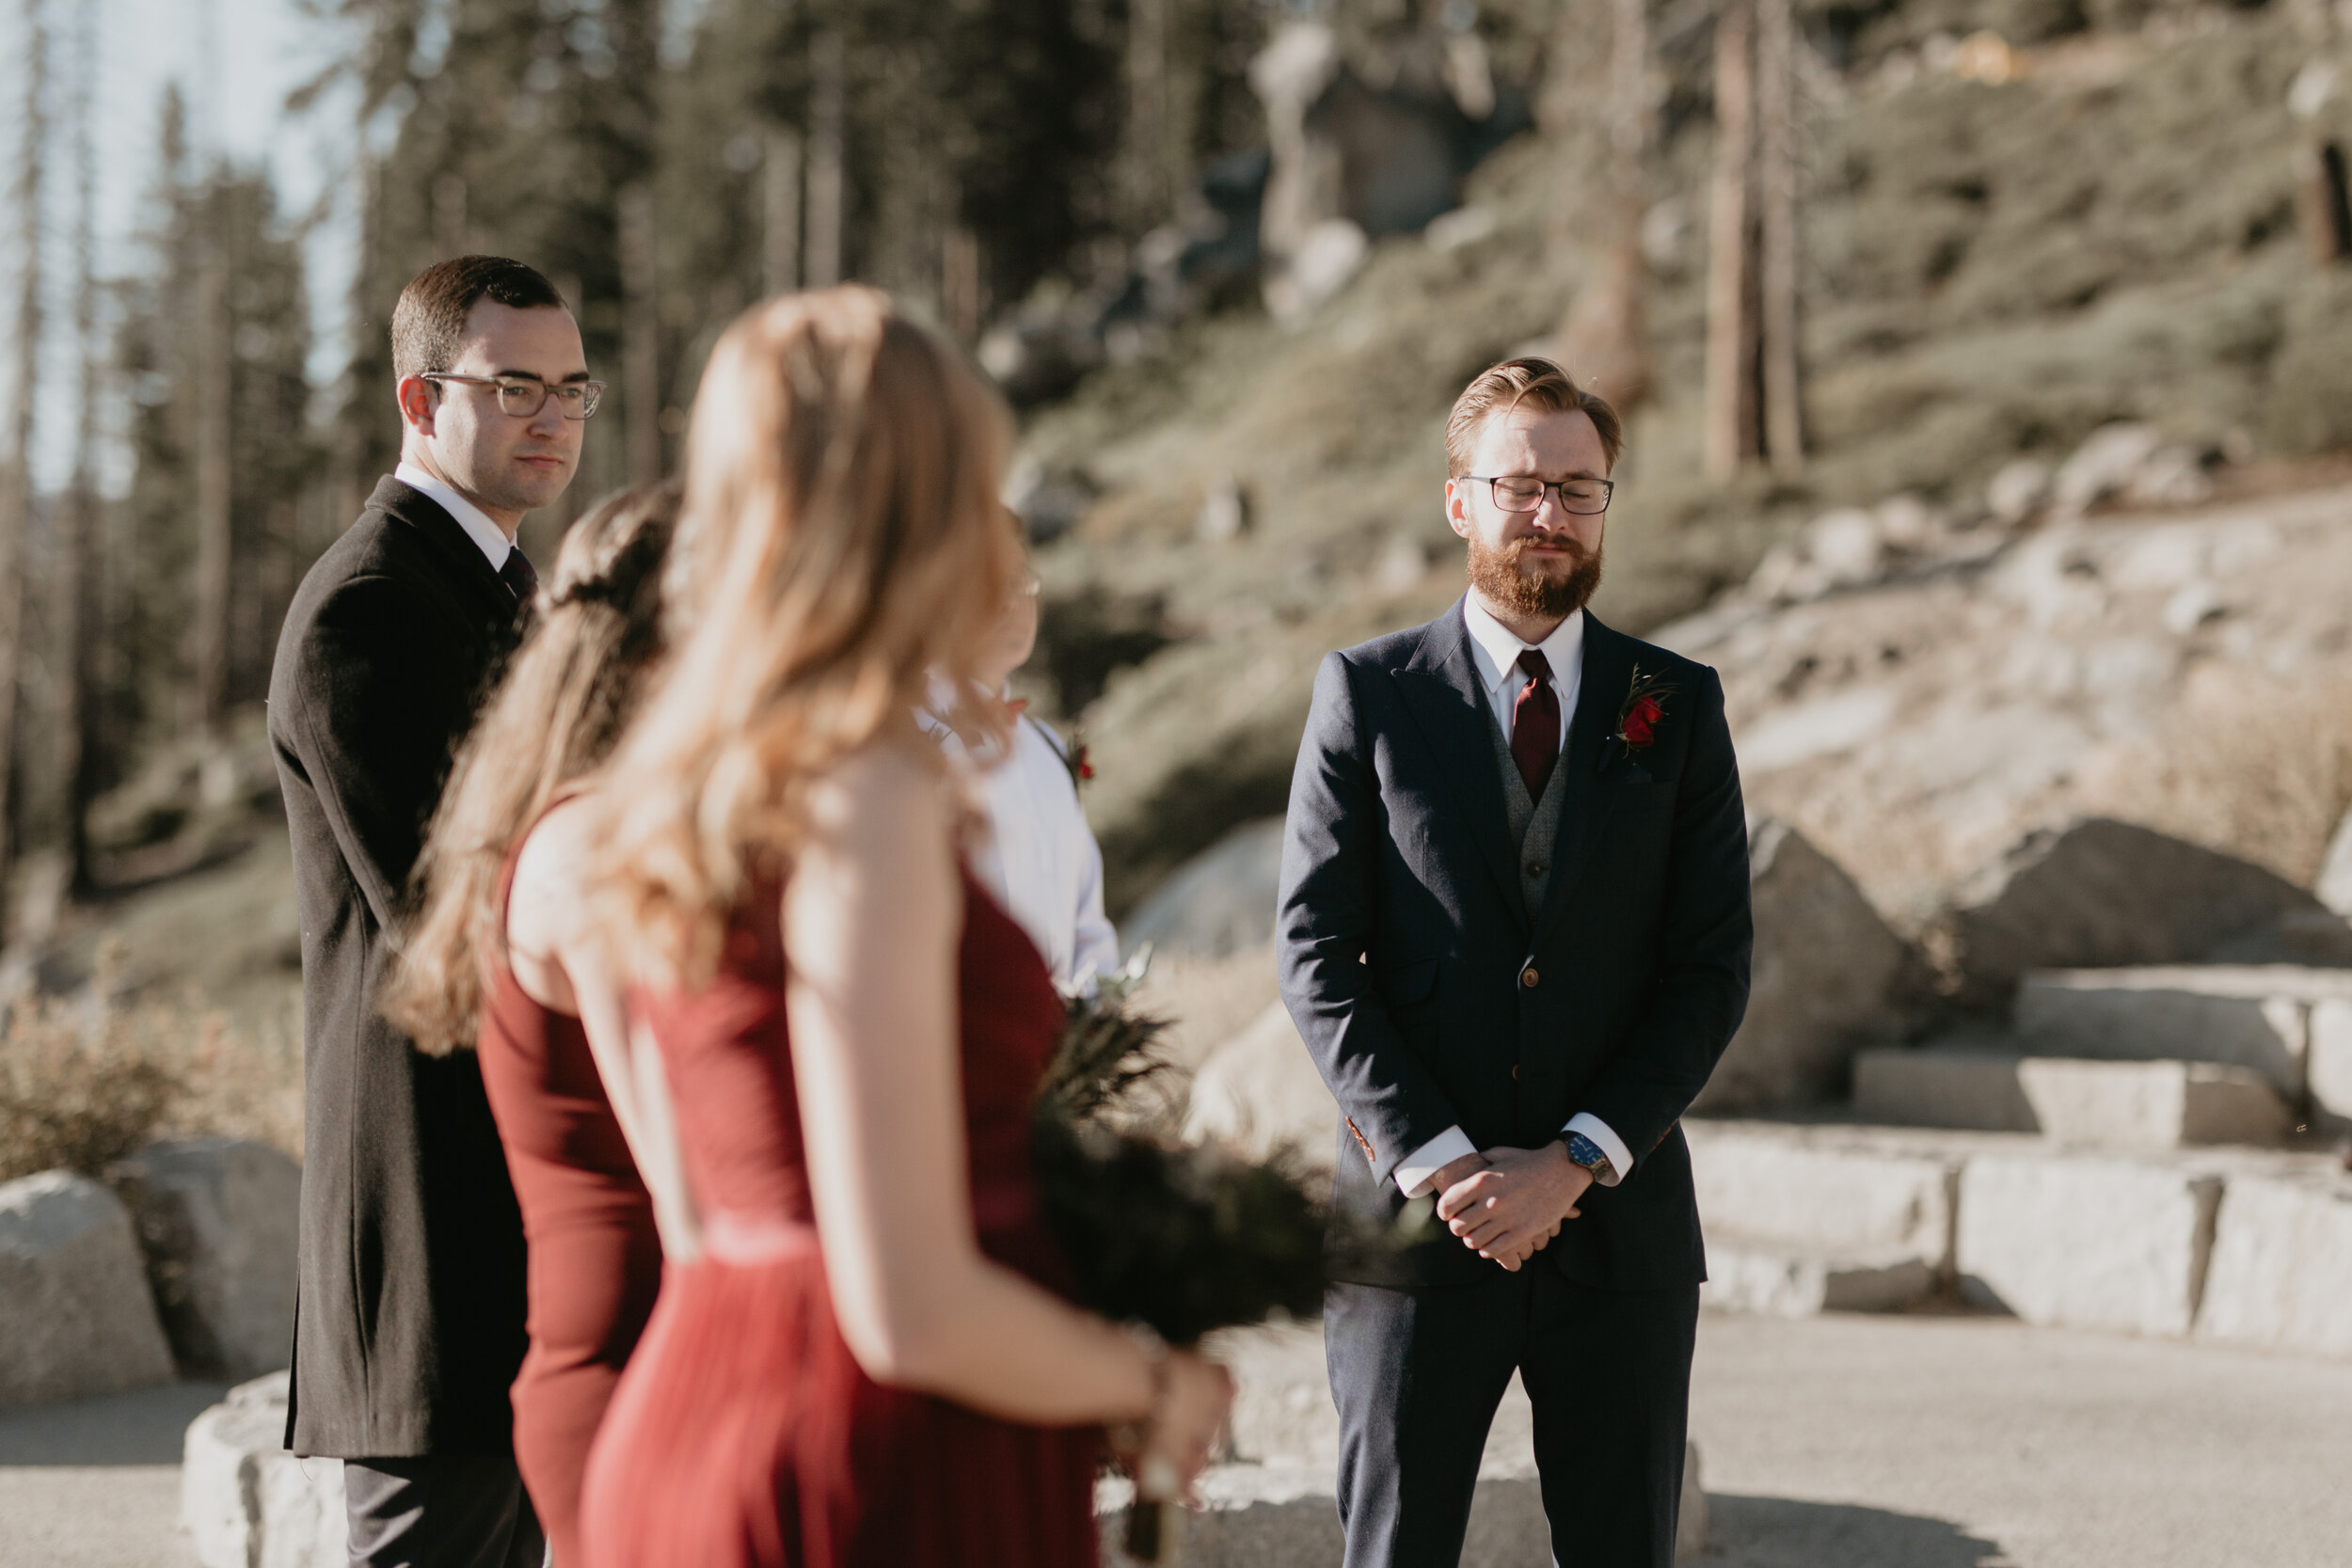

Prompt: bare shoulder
xmin=508 ymin=794 xmax=599 ymax=951
xmin=802 ymin=736 xmax=954 ymax=849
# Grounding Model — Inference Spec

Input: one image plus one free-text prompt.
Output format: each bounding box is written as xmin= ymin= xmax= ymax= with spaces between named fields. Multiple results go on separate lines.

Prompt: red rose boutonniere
xmin=1606 ymin=664 xmax=1677 ymax=773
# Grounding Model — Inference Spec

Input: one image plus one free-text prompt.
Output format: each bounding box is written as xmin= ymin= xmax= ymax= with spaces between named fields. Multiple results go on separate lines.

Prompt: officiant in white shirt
xmin=923 ymin=534 xmax=1120 ymax=994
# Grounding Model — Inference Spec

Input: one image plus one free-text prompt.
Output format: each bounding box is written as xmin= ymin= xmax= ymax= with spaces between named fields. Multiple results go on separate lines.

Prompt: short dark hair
xmin=1445 ymin=356 xmax=1624 ymax=476
xmin=389 ymin=256 xmax=568 ymax=381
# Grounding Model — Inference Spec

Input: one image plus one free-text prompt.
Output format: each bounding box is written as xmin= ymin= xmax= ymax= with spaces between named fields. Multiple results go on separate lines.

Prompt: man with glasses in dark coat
xmin=1279 ymin=357 xmax=1752 ymax=1568
xmin=267 ymin=255 xmax=602 ymax=1567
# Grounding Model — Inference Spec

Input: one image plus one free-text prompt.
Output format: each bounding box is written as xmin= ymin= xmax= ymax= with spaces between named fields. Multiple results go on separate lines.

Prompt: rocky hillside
xmin=1020 ymin=0 xmax=2352 ymax=911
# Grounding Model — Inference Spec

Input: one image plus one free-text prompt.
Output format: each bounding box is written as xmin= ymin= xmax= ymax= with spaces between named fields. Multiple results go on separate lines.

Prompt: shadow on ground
xmin=1703 ymin=1494 xmax=2008 ymax=1566
xmin=0 ymin=1382 xmax=230 ymax=1465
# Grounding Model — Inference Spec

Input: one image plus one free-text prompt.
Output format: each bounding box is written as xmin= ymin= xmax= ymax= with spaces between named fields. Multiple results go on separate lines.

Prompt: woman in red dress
xmin=577 ymin=287 xmax=1232 ymax=1568
xmin=384 ymin=483 xmax=695 ymax=1567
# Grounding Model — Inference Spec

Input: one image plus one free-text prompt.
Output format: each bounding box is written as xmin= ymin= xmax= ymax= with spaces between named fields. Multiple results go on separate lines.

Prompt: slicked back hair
xmin=1444 ymin=356 xmax=1624 ymax=477
xmin=390 ymin=255 xmax=569 ymax=381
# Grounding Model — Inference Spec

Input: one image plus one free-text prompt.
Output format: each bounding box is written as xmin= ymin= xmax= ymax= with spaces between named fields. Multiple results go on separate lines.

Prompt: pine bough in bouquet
xmin=1032 ymin=950 xmax=1420 ymax=1559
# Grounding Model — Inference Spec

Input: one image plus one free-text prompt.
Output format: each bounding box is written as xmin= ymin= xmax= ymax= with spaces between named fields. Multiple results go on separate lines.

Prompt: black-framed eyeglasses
xmin=1466 ymin=475 xmax=1613 ymax=515
xmin=422 ymin=372 xmax=606 ymax=420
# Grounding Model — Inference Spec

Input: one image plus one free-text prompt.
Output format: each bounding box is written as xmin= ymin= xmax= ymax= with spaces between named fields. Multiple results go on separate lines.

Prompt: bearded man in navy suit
xmin=1278 ymin=357 xmax=1752 ymax=1567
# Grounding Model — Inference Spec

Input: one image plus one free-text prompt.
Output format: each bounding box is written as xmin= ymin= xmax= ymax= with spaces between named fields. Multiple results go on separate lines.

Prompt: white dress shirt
xmin=395 ymin=461 xmax=516 ymax=573
xmin=926 ymin=701 xmax=1120 ymax=994
xmin=1391 ymin=596 xmax=1633 ymax=1200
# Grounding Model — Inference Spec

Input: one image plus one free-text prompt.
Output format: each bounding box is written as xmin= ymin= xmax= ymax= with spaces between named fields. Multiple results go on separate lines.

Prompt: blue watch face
xmin=1566 ymin=1132 xmax=1606 ymax=1169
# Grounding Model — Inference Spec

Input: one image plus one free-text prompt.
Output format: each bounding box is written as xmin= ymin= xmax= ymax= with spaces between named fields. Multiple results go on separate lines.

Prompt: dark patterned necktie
xmin=1511 ymin=648 xmax=1561 ymax=800
xmin=498 ymin=546 xmax=538 ymax=605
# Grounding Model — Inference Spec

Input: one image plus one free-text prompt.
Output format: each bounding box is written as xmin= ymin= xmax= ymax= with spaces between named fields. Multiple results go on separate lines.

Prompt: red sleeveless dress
xmin=477 ymin=833 xmax=664 ymax=1568
xmin=579 ymin=870 xmax=1101 ymax=1568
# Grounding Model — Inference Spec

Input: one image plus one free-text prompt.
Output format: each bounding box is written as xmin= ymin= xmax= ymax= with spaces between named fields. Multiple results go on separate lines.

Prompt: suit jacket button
xmin=1526 ymin=861 xmax=1545 ymax=878
xmin=1521 ymin=966 xmax=1539 ymax=988
xmin=1511 ymin=1063 xmax=1521 ymax=1080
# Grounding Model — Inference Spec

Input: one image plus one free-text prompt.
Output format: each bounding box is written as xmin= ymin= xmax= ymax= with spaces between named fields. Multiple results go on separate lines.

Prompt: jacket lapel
xmin=1389 ymin=597 xmax=1527 ymax=928
xmin=373 ymin=476 xmax=523 ymax=624
xmin=1531 ymin=614 xmax=1637 ymax=950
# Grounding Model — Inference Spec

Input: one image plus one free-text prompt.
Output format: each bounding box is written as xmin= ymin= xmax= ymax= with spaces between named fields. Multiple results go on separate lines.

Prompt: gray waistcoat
xmin=1486 ymin=705 xmax=1571 ymax=922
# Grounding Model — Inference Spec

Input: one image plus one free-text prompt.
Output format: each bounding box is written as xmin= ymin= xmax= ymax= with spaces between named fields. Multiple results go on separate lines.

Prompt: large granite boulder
xmin=1122 ymin=817 xmax=1286 ymax=961
xmin=1932 ymin=818 xmax=2328 ymax=1010
xmin=1184 ymin=1000 xmax=1335 ymax=1171
xmin=0 ymin=1170 xmax=177 ymax=1407
xmin=1691 ymin=819 xmax=1919 ymax=1115
xmin=183 ymin=1370 xmax=344 ymax=1568
xmin=108 ymin=1137 xmax=300 ymax=1381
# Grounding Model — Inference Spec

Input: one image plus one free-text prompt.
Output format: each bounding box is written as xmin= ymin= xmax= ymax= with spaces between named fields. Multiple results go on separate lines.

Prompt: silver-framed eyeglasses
xmin=422 ymin=372 xmax=606 ymax=420
xmin=1468 ymin=475 xmax=1613 ymax=515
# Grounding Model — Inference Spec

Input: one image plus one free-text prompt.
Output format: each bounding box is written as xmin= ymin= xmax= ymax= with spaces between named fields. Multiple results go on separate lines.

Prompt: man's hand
xmin=1427 ymin=1150 xmax=1489 ymax=1197
xmin=1437 ymin=1142 xmax=1593 ymax=1267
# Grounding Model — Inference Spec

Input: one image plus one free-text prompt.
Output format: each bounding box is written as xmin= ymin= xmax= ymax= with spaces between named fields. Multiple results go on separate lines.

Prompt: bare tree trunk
xmin=1558 ymin=0 xmax=1656 ymax=409
xmin=1756 ymin=0 xmax=1803 ymax=475
xmin=619 ymin=182 xmax=662 ymax=483
xmin=805 ymin=30 xmax=846 ymax=289
xmin=763 ymin=124 xmax=803 ymax=297
xmin=943 ymin=225 xmax=981 ymax=343
xmin=1124 ymin=0 xmax=1170 ymax=230
xmin=62 ymin=0 xmax=98 ymax=893
xmin=1702 ymin=0 xmax=1760 ymax=482
xmin=0 ymin=0 xmax=49 ymax=930
xmin=187 ymin=172 xmax=234 ymax=739
xmin=2296 ymin=142 xmax=2351 ymax=266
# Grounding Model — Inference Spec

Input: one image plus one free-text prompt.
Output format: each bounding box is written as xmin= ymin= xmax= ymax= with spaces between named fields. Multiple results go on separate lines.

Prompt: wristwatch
xmin=1565 ymin=1132 xmax=1616 ymax=1185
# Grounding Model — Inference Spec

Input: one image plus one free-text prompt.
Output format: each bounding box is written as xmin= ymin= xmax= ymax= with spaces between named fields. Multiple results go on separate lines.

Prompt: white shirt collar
xmin=1462 ymin=594 xmax=1584 ymax=696
xmin=394 ymin=461 xmax=513 ymax=573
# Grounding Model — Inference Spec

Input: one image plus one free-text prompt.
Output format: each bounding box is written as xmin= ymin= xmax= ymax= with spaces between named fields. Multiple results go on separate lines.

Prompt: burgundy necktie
xmin=1511 ymin=648 xmax=1561 ymax=800
xmin=499 ymin=546 xmax=538 ymax=604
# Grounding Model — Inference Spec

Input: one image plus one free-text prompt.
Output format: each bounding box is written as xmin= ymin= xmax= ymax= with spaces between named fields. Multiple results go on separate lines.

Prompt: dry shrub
xmin=2081 ymin=667 xmax=2352 ymax=885
xmin=0 ymin=944 xmax=304 ymax=1184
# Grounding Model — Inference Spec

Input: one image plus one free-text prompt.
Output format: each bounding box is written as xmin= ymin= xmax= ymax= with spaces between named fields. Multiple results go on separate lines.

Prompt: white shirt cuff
xmin=1563 ymin=1113 xmax=1632 ymax=1187
xmin=1394 ymin=1125 xmax=1479 ymax=1198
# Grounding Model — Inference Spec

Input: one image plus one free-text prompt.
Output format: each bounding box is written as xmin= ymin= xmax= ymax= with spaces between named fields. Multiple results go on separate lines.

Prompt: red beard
xmin=1466 ymin=532 xmax=1603 ymax=621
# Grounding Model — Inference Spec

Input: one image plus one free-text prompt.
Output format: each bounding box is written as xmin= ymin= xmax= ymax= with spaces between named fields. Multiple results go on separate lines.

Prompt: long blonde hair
xmin=382 ymin=482 xmax=680 ymax=1054
xmin=588 ymin=286 xmax=1018 ymax=984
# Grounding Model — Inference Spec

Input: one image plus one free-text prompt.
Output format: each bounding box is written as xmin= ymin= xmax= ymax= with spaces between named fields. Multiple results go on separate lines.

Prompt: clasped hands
xmin=1430 ymin=1143 xmax=1593 ymax=1272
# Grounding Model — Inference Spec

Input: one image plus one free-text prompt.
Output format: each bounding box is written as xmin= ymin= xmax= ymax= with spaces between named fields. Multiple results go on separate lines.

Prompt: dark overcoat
xmin=1277 ymin=599 xmax=1753 ymax=1291
xmin=267 ymin=476 xmax=531 ymax=1457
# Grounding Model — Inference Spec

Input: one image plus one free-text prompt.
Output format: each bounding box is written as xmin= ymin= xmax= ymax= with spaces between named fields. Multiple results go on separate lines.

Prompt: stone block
xmin=1685 ymin=1120 xmax=1961 ymax=1271
xmin=0 ymin=1170 xmax=177 ymax=1408
xmin=1702 ymin=1238 xmax=1936 ymax=1316
xmin=1184 ymin=1001 xmax=1335 ymax=1170
xmin=1956 ymin=1153 xmax=2221 ymax=1336
xmin=108 ymin=1137 xmax=300 ymax=1381
xmin=2196 ymin=1171 xmax=2352 ymax=1358
xmin=1854 ymin=1046 xmax=2037 ymax=1132
xmin=2014 ymin=964 xmax=2352 ymax=1099
xmin=2317 ymin=802 xmax=2352 ymax=917
xmin=182 ymin=1371 xmax=344 ymax=1568
xmin=1935 ymin=819 xmax=2326 ymax=1008
xmin=2309 ymin=998 xmax=2352 ymax=1132
xmin=1854 ymin=1047 xmax=2293 ymax=1148
xmin=1691 ymin=819 xmax=1918 ymax=1115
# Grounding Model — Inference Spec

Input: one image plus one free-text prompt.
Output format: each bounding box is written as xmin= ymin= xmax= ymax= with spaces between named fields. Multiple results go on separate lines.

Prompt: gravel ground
xmin=4 ymin=1313 xmax=2350 ymax=1567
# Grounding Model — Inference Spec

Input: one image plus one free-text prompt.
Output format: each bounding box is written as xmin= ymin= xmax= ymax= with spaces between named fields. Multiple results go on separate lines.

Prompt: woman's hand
xmin=1130 ymin=1349 xmax=1234 ymax=1501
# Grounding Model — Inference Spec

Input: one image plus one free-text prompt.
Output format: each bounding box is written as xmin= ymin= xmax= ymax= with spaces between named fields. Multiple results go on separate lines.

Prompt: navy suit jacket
xmin=1277 ymin=598 xmax=1752 ymax=1291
